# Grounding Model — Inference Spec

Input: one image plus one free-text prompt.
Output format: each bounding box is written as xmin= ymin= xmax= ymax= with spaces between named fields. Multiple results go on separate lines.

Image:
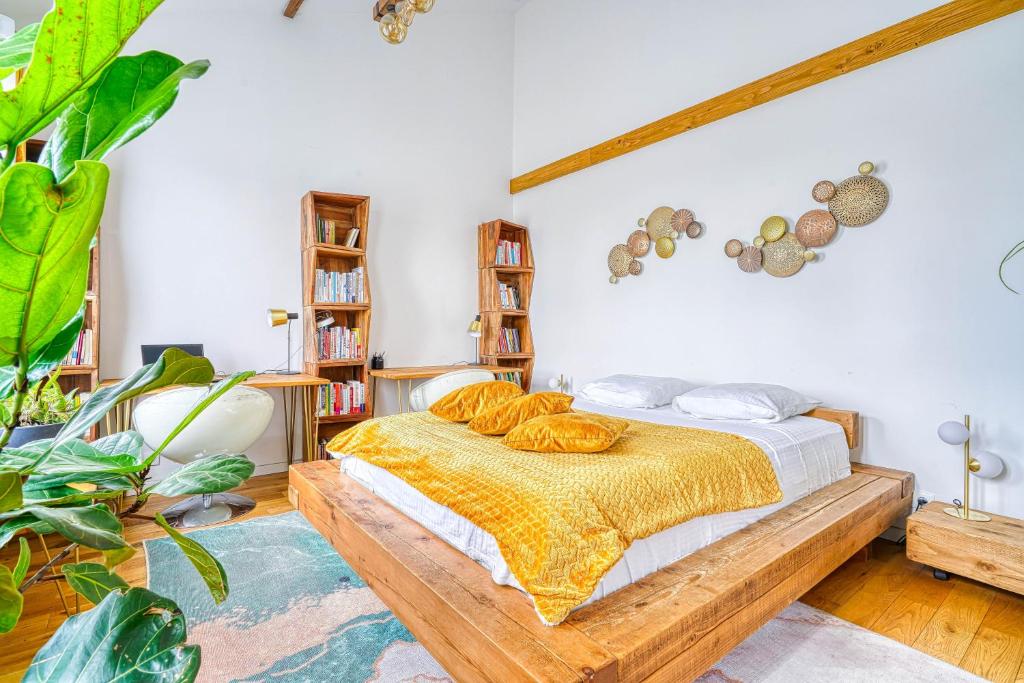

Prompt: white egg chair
xmin=134 ymin=385 xmax=274 ymax=528
xmin=408 ymin=369 xmax=496 ymax=412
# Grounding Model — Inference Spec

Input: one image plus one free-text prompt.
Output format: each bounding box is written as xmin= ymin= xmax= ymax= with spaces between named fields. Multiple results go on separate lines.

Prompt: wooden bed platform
xmin=289 ymin=410 xmax=913 ymax=682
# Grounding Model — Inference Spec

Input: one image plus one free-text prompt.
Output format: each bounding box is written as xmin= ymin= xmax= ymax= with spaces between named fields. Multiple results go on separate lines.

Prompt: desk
xmin=369 ymin=364 xmax=524 ymax=412
xmin=101 ymin=373 xmax=329 ymax=463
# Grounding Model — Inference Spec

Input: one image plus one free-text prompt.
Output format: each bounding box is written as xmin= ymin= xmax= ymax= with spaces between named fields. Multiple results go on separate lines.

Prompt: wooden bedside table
xmin=907 ymin=501 xmax=1024 ymax=593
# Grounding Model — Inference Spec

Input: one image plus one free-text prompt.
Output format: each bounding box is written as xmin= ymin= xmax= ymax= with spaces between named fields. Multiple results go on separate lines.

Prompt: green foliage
xmin=62 ymin=562 xmax=129 ymax=604
xmin=0 ymin=310 xmax=84 ymax=400
xmin=1000 ymin=239 xmax=1024 ymax=294
xmin=0 ymin=0 xmax=166 ymax=158
xmin=24 ymin=587 xmax=201 ymax=682
xmin=43 ymin=51 xmax=210 ymax=182
xmin=0 ymin=562 xmax=22 ymax=633
xmin=13 ymin=537 xmax=31 ymax=585
xmin=0 ymin=370 xmax=79 ymax=428
xmin=22 ymin=504 xmax=129 ymax=551
xmin=150 ymin=453 xmax=255 ymax=497
xmin=0 ymin=468 xmax=21 ymax=512
xmin=155 ymin=513 xmax=229 ymax=604
xmin=0 ymin=23 xmax=39 ymax=80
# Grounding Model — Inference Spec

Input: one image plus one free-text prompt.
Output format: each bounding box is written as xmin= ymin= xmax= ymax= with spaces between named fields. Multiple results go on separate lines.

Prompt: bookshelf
xmin=300 ymin=192 xmax=374 ymax=445
xmin=478 ymin=219 xmax=535 ymax=391
xmin=23 ymin=139 xmax=101 ymax=438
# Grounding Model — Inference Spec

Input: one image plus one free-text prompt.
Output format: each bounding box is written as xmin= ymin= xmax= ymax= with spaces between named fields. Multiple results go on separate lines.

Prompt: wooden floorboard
xmin=2 ymin=472 xmax=1022 ymax=681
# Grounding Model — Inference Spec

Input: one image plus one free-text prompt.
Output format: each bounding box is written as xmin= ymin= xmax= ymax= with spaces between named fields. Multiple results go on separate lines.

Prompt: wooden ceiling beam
xmin=283 ymin=0 xmax=304 ymax=18
xmin=509 ymin=0 xmax=1024 ymax=194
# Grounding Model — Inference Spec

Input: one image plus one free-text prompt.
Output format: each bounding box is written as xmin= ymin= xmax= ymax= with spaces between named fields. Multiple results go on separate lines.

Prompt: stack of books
xmin=494 ymin=372 xmax=521 ymax=386
xmin=494 ymin=239 xmax=523 ymax=266
xmin=315 ymin=215 xmax=361 ymax=248
xmin=315 ymin=267 xmax=365 ymax=303
xmin=62 ymin=328 xmax=94 ymax=366
xmin=317 ymin=325 xmax=363 ymax=360
xmin=497 ymin=326 xmax=521 ymax=354
xmin=317 ymin=380 xmax=366 ymax=417
xmin=497 ymin=282 xmax=521 ymax=309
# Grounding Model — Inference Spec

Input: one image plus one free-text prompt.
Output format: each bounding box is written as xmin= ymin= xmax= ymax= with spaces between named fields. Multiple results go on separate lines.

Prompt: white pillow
xmin=672 ymin=383 xmax=820 ymax=423
xmin=577 ymin=374 xmax=700 ymax=409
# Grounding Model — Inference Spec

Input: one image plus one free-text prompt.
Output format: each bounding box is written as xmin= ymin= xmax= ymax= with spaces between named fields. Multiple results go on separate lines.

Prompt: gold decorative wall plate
xmin=608 ymin=244 xmax=632 ymax=278
xmin=671 ymin=209 xmax=694 ymax=234
xmin=627 ymin=230 xmax=651 ymax=257
xmin=725 ymin=239 xmax=743 ymax=258
xmin=760 ymin=216 xmax=787 ymax=242
xmin=645 ymin=207 xmax=675 ymax=240
xmin=828 ymin=175 xmax=889 ymax=227
xmin=628 ymin=259 xmax=643 ymax=276
xmin=608 ymin=204 xmax=704 ymax=284
xmin=762 ymin=233 xmax=806 ymax=277
xmin=795 ymin=209 xmax=837 ymax=247
xmin=812 ymin=180 xmax=836 ymax=202
xmin=655 ymin=236 xmax=676 ymax=258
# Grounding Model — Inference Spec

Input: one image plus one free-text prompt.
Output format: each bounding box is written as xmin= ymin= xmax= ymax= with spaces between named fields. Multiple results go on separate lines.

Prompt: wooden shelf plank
xmin=308 ymin=303 xmax=370 ymax=311
xmin=316 ymin=358 xmax=367 ymax=367
xmin=317 ymin=413 xmax=372 ymax=424
xmin=58 ymin=365 xmax=97 ymax=375
xmin=312 ymin=243 xmax=365 ymax=258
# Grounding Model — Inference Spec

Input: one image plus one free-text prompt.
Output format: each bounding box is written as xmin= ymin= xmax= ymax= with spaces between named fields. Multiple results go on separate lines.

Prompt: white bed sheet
xmin=332 ymin=399 xmax=851 ymax=608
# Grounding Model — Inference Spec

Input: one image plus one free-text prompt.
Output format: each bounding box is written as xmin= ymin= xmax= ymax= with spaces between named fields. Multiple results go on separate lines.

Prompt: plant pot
xmin=7 ymin=422 xmax=64 ymax=448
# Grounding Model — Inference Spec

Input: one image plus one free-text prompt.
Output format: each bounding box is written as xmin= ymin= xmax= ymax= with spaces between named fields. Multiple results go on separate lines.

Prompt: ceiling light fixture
xmin=374 ymin=0 xmax=436 ymax=44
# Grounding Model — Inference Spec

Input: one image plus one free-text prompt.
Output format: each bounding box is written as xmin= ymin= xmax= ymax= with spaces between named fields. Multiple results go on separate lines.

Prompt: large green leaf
xmin=0 ymin=563 xmax=22 ymax=633
xmin=23 ymin=504 xmax=128 ymax=551
xmin=91 ymin=431 xmax=144 ymax=460
xmin=0 ymin=308 xmax=84 ymax=400
xmin=0 ymin=161 xmax=109 ymax=378
xmin=0 ymin=23 xmax=40 ymax=82
xmin=0 ymin=0 xmax=166 ymax=155
xmin=43 ymin=51 xmax=210 ymax=182
xmin=13 ymin=537 xmax=31 ymax=585
xmin=150 ymin=454 xmax=254 ymax=497
xmin=61 ymin=562 xmax=129 ymax=605
xmin=0 ymin=468 xmax=21 ymax=512
xmin=155 ymin=513 xmax=228 ymax=604
xmin=0 ymin=514 xmax=51 ymax=550
xmin=143 ymin=371 xmax=255 ymax=467
xmin=30 ymin=439 xmax=143 ymax=477
xmin=24 ymin=587 xmax=200 ymax=682
xmin=56 ymin=348 xmax=214 ymax=446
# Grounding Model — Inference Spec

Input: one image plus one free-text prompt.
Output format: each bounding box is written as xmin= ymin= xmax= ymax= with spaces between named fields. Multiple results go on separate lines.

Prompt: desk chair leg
xmin=396 ymin=380 xmax=404 ymax=413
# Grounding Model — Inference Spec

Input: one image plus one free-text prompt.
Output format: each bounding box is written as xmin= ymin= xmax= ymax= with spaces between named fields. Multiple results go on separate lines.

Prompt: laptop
xmin=141 ymin=344 xmax=205 ymax=365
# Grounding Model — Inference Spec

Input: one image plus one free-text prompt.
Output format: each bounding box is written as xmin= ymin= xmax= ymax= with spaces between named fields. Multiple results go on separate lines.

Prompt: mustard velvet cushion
xmin=468 ymin=392 xmax=575 ymax=436
xmin=503 ymin=412 xmax=630 ymax=453
xmin=429 ymin=380 xmax=525 ymax=422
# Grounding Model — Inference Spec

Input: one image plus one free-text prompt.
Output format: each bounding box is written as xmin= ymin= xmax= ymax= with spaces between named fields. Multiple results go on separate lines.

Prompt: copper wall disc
xmin=685 ymin=221 xmax=703 ymax=239
xmin=628 ymin=259 xmax=643 ymax=276
xmin=671 ymin=209 xmax=694 ymax=234
xmin=725 ymin=239 xmax=743 ymax=257
xmin=738 ymin=245 xmax=762 ymax=272
xmin=812 ymin=180 xmax=836 ymax=203
xmin=795 ymin=209 xmax=838 ymax=247
xmin=762 ymin=233 xmax=806 ymax=277
xmin=828 ymin=175 xmax=889 ymax=226
xmin=627 ymin=230 xmax=651 ymax=257
xmin=646 ymin=207 xmax=675 ymax=240
xmin=608 ymin=244 xmax=632 ymax=277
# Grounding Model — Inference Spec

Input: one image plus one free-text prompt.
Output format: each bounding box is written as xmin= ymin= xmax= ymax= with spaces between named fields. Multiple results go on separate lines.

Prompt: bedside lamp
xmin=467 ymin=315 xmax=482 ymax=364
xmin=267 ymin=308 xmax=299 ymax=375
xmin=937 ymin=415 xmax=1004 ymax=522
xmin=548 ymin=374 xmax=570 ymax=394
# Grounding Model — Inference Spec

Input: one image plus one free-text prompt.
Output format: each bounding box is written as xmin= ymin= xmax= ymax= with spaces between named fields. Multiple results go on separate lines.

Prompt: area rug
xmin=147 ymin=511 xmax=982 ymax=683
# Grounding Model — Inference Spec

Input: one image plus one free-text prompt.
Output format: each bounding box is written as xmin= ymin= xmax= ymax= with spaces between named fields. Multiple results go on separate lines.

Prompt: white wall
xmin=6 ymin=0 xmax=514 ymax=474
xmin=513 ymin=0 xmax=1024 ymax=517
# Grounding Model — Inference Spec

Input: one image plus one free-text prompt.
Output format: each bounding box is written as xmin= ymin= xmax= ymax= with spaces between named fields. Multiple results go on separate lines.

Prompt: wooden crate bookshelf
xmin=478 ymin=219 xmax=535 ymax=391
xmin=301 ymin=192 xmax=374 ymax=444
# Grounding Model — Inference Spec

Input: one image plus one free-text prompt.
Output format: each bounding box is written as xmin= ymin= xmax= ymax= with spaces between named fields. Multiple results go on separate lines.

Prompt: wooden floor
xmin=2 ymin=472 xmax=1022 ymax=682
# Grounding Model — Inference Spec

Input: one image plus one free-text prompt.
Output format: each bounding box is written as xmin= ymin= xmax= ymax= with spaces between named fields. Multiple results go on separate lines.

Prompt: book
xmin=314 ymin=266 xmax=365 ymax=303
xmin=344 ymin=228 xmax=360 ymax=248
xmin=497 ymin=282 xmax=521 ymax=309
xmin=62 ymin=328 xmax=94 ymax=366
xmin=497 ymin=326 xmax=521 ymax=354
xmin=316 ymin=324 xmax=363 ymax=360
xmin=494 ymin=239 xmax=523 ymax=266
xmin=317 ymin=380 xmax=367 ymax=416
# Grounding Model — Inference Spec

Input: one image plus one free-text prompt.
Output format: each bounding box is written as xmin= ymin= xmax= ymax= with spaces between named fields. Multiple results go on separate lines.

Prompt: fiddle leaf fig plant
xmin=0 ymin=2 xmax=255 ymax=681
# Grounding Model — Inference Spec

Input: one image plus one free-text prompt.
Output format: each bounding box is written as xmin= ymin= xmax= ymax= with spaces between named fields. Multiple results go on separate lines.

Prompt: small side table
xmin=907 ymin=501 xmax=1024 ymax=594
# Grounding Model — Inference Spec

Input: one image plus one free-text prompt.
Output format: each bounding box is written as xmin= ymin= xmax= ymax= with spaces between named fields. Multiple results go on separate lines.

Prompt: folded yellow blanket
xmin=328 ymin=411 xmax=782 ymax=625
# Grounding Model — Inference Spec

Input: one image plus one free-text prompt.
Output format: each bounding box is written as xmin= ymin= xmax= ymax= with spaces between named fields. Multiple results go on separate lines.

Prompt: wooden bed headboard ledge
xmin=804 ymin=407 xmax=860 ymax=449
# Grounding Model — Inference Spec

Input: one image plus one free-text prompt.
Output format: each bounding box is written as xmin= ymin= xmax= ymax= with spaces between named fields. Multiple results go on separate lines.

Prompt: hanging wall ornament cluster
xmin=724 ymin=161 xmax=889 ymax=278
xmin=608 ymin=206 xmax=704 ymax=283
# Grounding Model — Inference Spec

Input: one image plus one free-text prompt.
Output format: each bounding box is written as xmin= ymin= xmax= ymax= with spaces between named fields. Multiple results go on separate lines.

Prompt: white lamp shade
xmin=134 ymin=386 xmax=274 ymax=465
xmin=972 ymin=450 xmax=1004 ymax=479
xmin=937 ymin=420 xmax=970 ymax=446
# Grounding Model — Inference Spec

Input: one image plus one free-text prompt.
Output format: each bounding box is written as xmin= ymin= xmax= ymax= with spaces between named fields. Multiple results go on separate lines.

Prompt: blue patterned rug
xmin=145 ymin=511 xmax=451 ymax=683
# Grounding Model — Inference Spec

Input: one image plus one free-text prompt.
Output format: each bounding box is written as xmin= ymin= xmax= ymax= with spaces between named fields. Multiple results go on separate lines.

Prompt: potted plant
xmin=1 ymin=370 xmax=79 ymax=448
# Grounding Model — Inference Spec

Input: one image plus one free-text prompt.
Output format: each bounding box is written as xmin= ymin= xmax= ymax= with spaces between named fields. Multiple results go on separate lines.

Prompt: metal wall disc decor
xmin=762 ymin=233 xmax=806 ymax=277
xmin=645 ymin=206 xmax=675 ymax=240
xmin=795 ymin=209 xmax=837 ymax=247
xmin=628 ymin=259 xmax=643 ymax=276
xmin=627 ymin=230 xmax=651 ymax=257
xmin=760 ymin=216 xmax=787 ymax=242
xmin=828 ymin=174 xmax=889 ymax=227
xmin=671 ymin=209 xmax=694 ymax=234
xmin=812 ymin=180 xmax=836 ymax=203
xmin=686 ymin=221 xmax=703 ymax=239
xmin=655 ymin=236 xmax=676 ymax=258
xmin=737 ymin=245 xmax=762 ymax=273
xmin=727 ymin=162 xmax=891 ymax=280
xmin=608 ymin=244 xmax=632 ymax=281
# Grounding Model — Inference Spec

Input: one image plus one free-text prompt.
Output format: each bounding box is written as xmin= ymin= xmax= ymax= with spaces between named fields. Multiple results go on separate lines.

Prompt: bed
xmin=289 ymin=404 xmax=912 ymax=682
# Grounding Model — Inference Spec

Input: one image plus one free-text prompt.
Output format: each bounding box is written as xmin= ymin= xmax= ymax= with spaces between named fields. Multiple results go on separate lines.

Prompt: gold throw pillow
xmin=429 ymin=381 xmax=525 ymax=422
xmin=503 ymin=412 xmax=630 ymax=453
xmin=469 ymin=392 xmax=574 ymax=436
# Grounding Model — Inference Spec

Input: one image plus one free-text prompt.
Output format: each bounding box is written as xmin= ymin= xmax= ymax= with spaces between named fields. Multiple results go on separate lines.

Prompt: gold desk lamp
xmin=467 ymin=315 xmax=482 ymax=364
xmin=267 ymin=308 xmax=299 ymax=375
xmin=936 ymin=415 xmax=1004 ymax=521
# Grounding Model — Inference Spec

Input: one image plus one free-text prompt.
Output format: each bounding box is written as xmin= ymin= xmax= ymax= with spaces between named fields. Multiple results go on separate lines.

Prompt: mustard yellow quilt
xmin=327 ymin=411 xmax=782 ymax=625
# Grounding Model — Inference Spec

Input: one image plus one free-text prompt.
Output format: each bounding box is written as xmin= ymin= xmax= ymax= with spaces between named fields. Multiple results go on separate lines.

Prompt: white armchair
xmin=408 ymin=369 xmax=496 ymax=411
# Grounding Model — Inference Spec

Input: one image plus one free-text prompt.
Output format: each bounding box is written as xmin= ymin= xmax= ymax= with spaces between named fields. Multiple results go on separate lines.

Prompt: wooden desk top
xmin=369 ymin=364 xmax=524 ymax=381
xmin=100 ymin=372 xmax=329 ymax=389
